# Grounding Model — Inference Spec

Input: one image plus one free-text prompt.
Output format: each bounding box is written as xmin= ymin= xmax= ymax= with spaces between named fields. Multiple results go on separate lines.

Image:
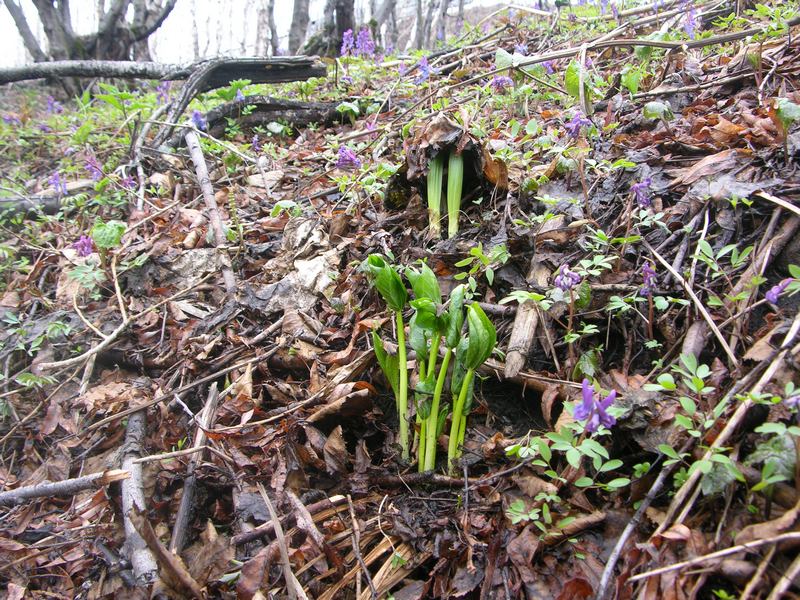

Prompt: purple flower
xmin=355 ymin=27 xmax=375 ymax=56
xmin=72 ymin=235 xmax=94 ymax=257
xmin=156 ymin=81 xmax=171 ymax=105
xmin=398 ymin=63 xmax=408 ymax=76
xmin=542 ymin=60 xmax=555 ymax=75
xmin=785 ymin=394 xmax=800 ymax=410
xmin=85 ymin=155 xmax=103 ymax=181
xmin=341 ymin=29 xmax=355 ymax=56
xmin=574 ymin=379 xmax=617 ymax=433
xmin=120 ymin=174 xmax=136 ymax=189
xmin=554 ymin=264 xmax=582 ymax=291
xmin=252 ymin=134 xmax=261 ymax=154
xmin=490 ymin=75 xmax=514 ymax=93
xmin=236 ymin=89 xmax=245 ymax=101
xmin=49 ymin=171 xmax=68 ymax=196
xmin=600 ymin=0 xmax=609 ymax=14
xmin=611 ymin=3 xmax=619 ymax=18
xmin=565 ymin=112 xmax=592 ymax=138
xmin=514 ymin=43 xmax=528 ymax=55
xmin=46 ymin=95 xmax=63 ymax=114
xmin=340 ymin=75 xmax=353 ymax=85
xmin=631 ymin=178 xmax=652 ymax=208
xmin=414 ymin=56 xmax=432 ymax=84
xmin=766 ymin=278 xmax=794 ymax=305
xmin=2 ymin=114 xmax=21 ymax=126
xmin=336 ymin=145 xmax=361 ymax=170
xmin=191 ymin=110 xmax=207 ymax=131
xmin=568 ymin=12 xmax=578 ymax=23
xmin=684 ymin=4 xmax=698 ymax=39
xmin=38 ymin=123 xmax=53 ymax=133
xmin=641 ymin=263 xmax=657 ymax=296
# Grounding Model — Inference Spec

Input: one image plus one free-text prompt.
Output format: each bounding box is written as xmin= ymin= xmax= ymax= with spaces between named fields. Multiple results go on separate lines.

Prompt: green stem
xmin=424 ymin=347 xmax=452 ymax=471
xmin=448 ymin=368 xmax=475 ymax=475
xmin=426 ymin=335 xmax=441 ymax=380
xmin=396 ymin=310 xmax=410 ymax=460
xmin=418 ymin=419 xmax=427 ymax=472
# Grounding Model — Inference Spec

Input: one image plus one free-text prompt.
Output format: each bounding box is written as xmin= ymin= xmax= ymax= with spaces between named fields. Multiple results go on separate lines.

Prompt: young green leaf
xmin=464 ymin=303 xmax=497 ymax=369
xmin=406 ymin=263 xmax=441 ymax=304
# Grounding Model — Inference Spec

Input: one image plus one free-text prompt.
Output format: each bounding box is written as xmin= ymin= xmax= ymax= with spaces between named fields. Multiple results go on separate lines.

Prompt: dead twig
xmin=0 ymin=469 xmax=129 ymax=506
xmin=348 ymin=494 xmax=377 ymax=600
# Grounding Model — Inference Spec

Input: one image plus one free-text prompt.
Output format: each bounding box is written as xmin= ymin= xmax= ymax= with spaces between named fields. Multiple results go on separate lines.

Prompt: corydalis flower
xmin=355 ymin=27 xmax=375 ymax=57
xmin=414 ymin=56 xmax=432 ymax=84
xmin=514 ymin=43 xmax=528 ymax=55
xmin=252 ymin=134 xmax=261 ymax=154
xmin=156 ymin=81 xmax=171 ymax=105
xmin=236 ymin=89 xmax=246 ymax=101
xmin=565 ymin=112 xmax=592 ymax=138
xmin=191 ymin=110 xmax=207 ymax=131
xmin=85 ymin=155 xmax=103 ymax=181
xmin=341 ymin=29 xmax=355 ymax=56
xmin=631 ymin=178 xmax=652 ymax=208
xmin=542 ymin=60 xmax=555 ymax=75
xmin=641 ymin=262 xmax=657 ymax=296
xmin=574 ymin=379 xmax=617 ymax=433
xmin=72 ymin=235 xmax=94 ymax=257
xmin=684 ymin=4 xmax=698 ymax=39
xmin=336 ymin=145 xmax=361 ymax=170
xmin=554 ymin=264 xmax=582 ymax=291
xmin=490 ymin=75 xmax=514 ymax=93
xmin=2 ymin=114 xmax=21 ymax=126
xmin=766 ymin=278 xmax=794 ymax=305
xmin=46 ymin=95 xmax=63 ymax=114
xmin=611 ymin=3 xmax=619 ymax=18
xmin=49 ymin=171 xmax=67 ymax=196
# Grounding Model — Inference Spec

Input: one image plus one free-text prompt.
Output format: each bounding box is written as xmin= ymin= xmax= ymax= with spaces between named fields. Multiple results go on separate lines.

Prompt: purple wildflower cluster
xmin=565 ymin=112 xmax=592 ymax=138
xmin=156 ymin=81 xmax=171 ymax=105
xmin=120 ymin=174 xmax=136 ymax=189
xmin=514 ymin=43 xmax=528 ymax=55
xmin=336 ymin=146 xmax=361 ymax=170
xmin=46 ymin=96 xmax=63 ymax=114
xmin=542 ymin=60 xmax=555 ymax=75
xmin=49 ymin=171 xmax=67 ymax=196
xmin=682 ymin=0 xmax=699 ymax=38
xmin=85 ymin=155 xmax=103 ymax=181
xmin=191 ymin=110 xmax=207 ymax=131
xmin=631 ymin=178 xmax=652 ymax=208
xmin=2 ymin=114 xmax=22 ymax=126
xmin=641 ymin=263 xmax=657 ymax=296
xmin=252 ymin=134 xmax=261 ymax=154
xmin=611 ymin=3 xmax=619 ymax=19
xmin=554 ymin=264 xmax=582 ymax=291
xmin=236 ymin=89 xmax=246 ymax=102
xmin=414 ymin=56 xmax=433 ymax=84
xmin=575 ymin=379 xmax=617 ymax=433
xmin=341 ymin=28 xmax=375 ymax=58
xmin=490 ymin=75 xmax=514 ymax=93
xmin=72 ymin=235 xmax=94 ymax=257
xmin=766 ymin=278 xmax=794 ymax=305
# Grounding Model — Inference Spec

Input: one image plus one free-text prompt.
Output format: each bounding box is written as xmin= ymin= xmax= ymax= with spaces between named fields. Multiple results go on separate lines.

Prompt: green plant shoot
xmin=447 ymin=150 xmax=464 ymax=239
xmin=427 ymin=153 xmax=444 ymax=238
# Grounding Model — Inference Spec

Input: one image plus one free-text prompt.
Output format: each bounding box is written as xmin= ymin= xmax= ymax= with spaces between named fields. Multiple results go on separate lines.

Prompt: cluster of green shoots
xmin=364 ymin=255 xmax=497 ymax=474
xmin=426 ymin=148 xmax=464 ymax=239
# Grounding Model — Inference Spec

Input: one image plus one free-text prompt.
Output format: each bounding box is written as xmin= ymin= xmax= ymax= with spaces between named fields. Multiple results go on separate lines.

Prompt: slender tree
xmin=288 ymin=0 xmax=311 ymax=54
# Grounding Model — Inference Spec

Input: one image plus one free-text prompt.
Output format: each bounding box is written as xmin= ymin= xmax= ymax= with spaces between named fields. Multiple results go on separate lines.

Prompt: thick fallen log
xmin=0 ymin=56 xmax=326 ymax=88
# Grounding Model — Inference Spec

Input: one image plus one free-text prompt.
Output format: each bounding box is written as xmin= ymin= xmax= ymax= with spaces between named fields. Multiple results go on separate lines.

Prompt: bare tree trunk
xmin=457 ymin=0 xmax=465 ymax=32
xmin=413 ymin=0 xmax=424 ymax=49
xmin=3 ymin=0 xmax=47 ymax=61
xmin=267 ymin=0 xmax=280 ymax=55
xmin=288 ymin=0 xmax=310 ymax=54
xmin=191 ymin=0 xmax=200 ymax=59
xmin=422 ymin=0 xmax=438 ymax=48
xmin=255 ymin=1 xmax=268 ymax=55
xmin=335 ymin=0 xmax=355 ymax=45
xmin=434 ymin=0 xmax=450 ymax=42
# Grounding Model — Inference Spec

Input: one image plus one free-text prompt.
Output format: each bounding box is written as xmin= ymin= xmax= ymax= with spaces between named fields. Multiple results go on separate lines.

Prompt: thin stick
xmin=257 ymin=482 xmax=307 ymax=600
xmin=643 ymin=240 xmax=738 ymax=367
xmin=348 ymin=494 xmax=377 ymax=600
xmin=0 ymin=469 xmax=129 ymax=505
xmin=629 ymin=532 xmax=800 ymax=582
xmin=183 ymin=127 xmax=236 ymax=295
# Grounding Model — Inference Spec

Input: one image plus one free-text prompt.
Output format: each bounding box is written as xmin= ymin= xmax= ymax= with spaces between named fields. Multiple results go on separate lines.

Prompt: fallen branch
xmin=183 ymin=127 xmax=237 ymax=295
xmin=0 ymin=469 xmax=128 ymax=506
xmin=0 ymin=55 xmax=326 ymax=87
xmin=121 ymin=410 xmax=158 ymax=584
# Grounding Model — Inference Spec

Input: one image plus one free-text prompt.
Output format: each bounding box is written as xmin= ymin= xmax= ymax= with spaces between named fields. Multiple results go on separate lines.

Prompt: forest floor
xmin=1 ymin=1 xmax=800 ymax=599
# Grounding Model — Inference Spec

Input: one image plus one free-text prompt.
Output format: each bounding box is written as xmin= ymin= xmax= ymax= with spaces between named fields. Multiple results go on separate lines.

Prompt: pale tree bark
xmin=412 ymin=0 xmax=424 ymax=49
xmin=288 ymin=0 xmax=310 ymax=54
xmin=374 ymin=0 xmax=396 ymax=47
xmin=2 ymin=0 xmax=47 ymax=62
xmin=457 ymin=0 xmax=465 ymax=32
xmin=422 ymin=0 xmax=438 ymax=48
xmin=255 ymin=1 xmax=268 ymax=55
xmin=334 ymin=0 xmax=355 ymax=47
xmin=433 ymin=0 xmax=450 ymax=43
xmin=267 ymin=0 xmax=280 ymax=55
xmin=191 ymin=0 xmax=201 ymax=59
